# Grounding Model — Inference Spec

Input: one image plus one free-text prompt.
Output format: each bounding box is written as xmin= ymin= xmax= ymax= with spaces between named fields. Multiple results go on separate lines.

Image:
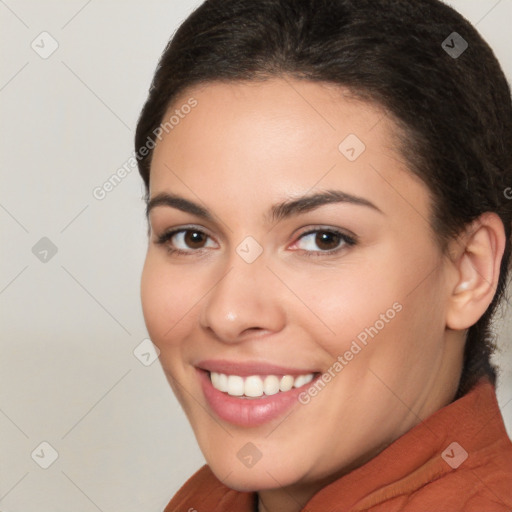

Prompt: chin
xmin=207 ymin=456 xmax=307 ymax=492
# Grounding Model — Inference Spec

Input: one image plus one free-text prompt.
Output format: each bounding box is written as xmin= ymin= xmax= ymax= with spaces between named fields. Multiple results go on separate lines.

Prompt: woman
xmin=135 ymin=0 xmax=512 ymax=510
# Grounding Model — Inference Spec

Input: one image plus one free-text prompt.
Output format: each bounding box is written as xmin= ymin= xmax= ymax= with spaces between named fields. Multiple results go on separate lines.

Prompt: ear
xmin=446 ymin=212 xmax=506 ymax=330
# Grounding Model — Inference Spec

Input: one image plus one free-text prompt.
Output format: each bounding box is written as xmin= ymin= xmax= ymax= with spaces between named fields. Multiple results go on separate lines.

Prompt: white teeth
xmin=293 ymin=373 xmax=314 ymax=388
xmin=263 ymin=375 xmax=280 ymax=395
xmin=227 ymin=375 xmax=244 ymax=396
xmin=210 ymin=371 xmax=220 ymax=389
xmin=210 ymin=372 xmax=229 ymax=392
xmin=244 ymin=376 xmax=263 ymax=397
xmin=218 ymin=373 xmax=228 ymax=392
xmin=209 ymin=371 xmax=315 ymax=397
xmin=279 ymin=375 xmax=294 ymax=392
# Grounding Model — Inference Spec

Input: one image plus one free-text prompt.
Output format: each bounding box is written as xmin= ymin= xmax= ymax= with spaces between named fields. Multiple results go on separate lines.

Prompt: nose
xmin=199 ymin=253 xmax=287 ymax=343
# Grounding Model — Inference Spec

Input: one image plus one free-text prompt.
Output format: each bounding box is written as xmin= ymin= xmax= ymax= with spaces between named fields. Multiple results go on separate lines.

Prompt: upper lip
xmin=196 ymin=359 xmax=319 ymax=376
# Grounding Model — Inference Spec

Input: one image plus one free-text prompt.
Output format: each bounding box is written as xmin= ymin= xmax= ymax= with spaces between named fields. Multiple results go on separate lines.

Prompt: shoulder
xmin=385 ymin=379 xmax=512 ymax=511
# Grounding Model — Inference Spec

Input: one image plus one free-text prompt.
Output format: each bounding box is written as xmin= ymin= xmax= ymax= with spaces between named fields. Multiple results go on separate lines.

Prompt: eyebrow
xmin=146 ymin=189 xmax=383 ymax=224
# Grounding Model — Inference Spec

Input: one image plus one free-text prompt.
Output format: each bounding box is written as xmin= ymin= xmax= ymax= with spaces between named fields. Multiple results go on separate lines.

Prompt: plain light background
xmin=0 ymin=1 xmax=511 ymax=511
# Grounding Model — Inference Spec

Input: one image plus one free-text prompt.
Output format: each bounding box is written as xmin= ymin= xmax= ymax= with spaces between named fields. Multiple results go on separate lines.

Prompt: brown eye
xmin=183 ymin=230 xmax=207 ymax=249
xmin=315 ymin=231 xmax=342 ymax=251
xmin=293 ymin=228 xmax=356 ymax=256
xmin=155 ymin=228 xmax=217 ymax=254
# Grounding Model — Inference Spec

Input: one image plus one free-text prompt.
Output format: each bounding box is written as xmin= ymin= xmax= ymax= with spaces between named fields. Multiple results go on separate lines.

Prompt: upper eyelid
xmin=154 ymin=224 xmax=214 ymax=238
xmin=156 ymin=225 xmax=356 ymax=249
xmin=155 ymin=225 xmax=218 ymax=245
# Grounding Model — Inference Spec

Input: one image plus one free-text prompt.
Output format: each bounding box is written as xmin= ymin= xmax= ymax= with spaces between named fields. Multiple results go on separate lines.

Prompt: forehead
xmin=149 ymin=78 xmax=430 ymax=223
xmin=152 ymin=79 xmax=392 ymax=168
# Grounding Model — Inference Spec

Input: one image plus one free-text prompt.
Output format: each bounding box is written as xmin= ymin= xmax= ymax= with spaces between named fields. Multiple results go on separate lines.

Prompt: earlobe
xmin=446 ymin=212 xmax=506 ymax=331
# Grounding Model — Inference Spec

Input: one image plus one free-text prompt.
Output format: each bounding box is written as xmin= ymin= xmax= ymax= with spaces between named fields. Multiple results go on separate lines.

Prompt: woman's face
xmin=141 ymin=78 xmax=463 ymax=493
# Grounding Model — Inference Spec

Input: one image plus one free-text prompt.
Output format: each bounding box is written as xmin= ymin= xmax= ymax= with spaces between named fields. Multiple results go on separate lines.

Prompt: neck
xmin=255 ymin=448 xmax=382 ymax=512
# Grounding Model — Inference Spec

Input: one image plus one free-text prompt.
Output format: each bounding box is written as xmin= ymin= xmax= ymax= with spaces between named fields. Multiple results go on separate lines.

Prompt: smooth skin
xmin=140 ymin=77 xmax=505 ymax=512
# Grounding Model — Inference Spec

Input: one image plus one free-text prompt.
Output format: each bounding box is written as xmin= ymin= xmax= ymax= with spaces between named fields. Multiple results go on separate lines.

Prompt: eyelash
xmin=155 ymin=225 xmax=357 ymax=258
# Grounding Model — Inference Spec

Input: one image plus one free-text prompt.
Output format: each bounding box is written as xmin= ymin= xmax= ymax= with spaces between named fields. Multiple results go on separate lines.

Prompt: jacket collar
xmin=165 ymin=378 xmax=512 ymax=511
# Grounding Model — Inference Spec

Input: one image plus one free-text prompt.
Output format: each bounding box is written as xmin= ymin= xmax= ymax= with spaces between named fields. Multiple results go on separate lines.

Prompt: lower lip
xmin=197 ymin=368 xmax=318 ymax=427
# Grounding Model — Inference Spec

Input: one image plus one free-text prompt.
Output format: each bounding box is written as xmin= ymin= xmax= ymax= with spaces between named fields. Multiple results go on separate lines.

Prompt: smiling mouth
xmin=207 ymin=370 xmax=320 ymax=398
xmin=197 ymin=367 xmax=322 ymax=426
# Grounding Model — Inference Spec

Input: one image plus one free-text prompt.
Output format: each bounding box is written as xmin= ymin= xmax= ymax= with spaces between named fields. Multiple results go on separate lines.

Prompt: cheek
xmin=297 ymin=250 xmax=442 ymax=366
xmin=291 ymin=264 xmax=400 ymax=344
xmin=140 ymin=254 xmax=197 ymax=349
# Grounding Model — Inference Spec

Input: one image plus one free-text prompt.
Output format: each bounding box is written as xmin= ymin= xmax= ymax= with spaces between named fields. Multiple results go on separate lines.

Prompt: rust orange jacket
xmin=164 ymin=378 xmax=512 ymax=511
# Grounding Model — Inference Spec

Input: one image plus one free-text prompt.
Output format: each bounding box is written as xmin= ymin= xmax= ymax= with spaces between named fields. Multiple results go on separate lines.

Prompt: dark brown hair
xmin=135 ymin=0 xmax=512 ymax=398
